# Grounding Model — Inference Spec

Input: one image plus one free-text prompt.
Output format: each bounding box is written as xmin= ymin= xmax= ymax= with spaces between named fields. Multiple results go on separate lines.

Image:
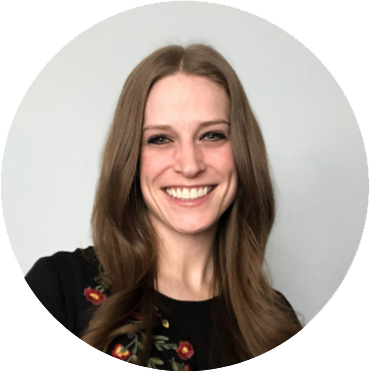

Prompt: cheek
xmin=207 ymin=146 xmax=236 ymax=175
xmin=139 ymin=149 xmax=170 ymax=187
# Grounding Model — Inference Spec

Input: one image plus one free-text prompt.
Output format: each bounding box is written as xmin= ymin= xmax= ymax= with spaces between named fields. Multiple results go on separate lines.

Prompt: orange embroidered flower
xmin=83 ymin=287 xmax=107 ymax=305
xmin=112 ymin=344 xmax=131 ymax=360
xmin=176 ymin=341 xmax=194 ymax=360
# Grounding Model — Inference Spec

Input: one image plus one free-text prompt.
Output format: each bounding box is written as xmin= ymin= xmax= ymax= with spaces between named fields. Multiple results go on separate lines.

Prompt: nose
xmin=173 ymin=140 xmax=206 ymax=178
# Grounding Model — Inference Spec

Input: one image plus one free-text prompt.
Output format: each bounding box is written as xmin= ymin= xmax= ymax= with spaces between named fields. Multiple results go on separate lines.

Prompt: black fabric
xmin=25 ymin=247 xmax=298 ymax=370
xmin=25 ymin=247 xmax=99 ymax=337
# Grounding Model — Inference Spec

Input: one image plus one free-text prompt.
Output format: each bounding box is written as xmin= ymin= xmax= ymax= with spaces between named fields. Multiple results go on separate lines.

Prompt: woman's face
xmin=140 ymin=73 xmax=237 ymax=235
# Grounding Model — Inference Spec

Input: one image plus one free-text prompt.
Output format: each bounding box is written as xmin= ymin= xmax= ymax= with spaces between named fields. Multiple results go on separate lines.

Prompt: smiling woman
xmin=25 ymin=44 xmax=302 ymax=370
xmin=141 ymin=74 xmax=237 ymax=237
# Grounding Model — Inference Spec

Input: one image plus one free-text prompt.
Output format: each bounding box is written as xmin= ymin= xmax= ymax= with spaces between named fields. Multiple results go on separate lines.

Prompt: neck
xmin=152 ymin=218 xmax=218 ymax=301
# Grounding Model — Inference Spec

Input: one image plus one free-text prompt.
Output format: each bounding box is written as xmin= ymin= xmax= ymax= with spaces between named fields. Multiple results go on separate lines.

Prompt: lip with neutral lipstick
xmin=162 ymin=185 xmax=217 ymax=206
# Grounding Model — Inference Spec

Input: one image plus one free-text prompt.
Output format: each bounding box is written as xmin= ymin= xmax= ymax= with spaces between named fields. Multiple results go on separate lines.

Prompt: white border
xmin=1 ymin=1 xmax=369 ymax=370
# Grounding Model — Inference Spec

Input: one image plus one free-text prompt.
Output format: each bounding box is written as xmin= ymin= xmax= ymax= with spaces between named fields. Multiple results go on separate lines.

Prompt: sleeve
xmin=25 ymin=257 xmax=68 ymax=327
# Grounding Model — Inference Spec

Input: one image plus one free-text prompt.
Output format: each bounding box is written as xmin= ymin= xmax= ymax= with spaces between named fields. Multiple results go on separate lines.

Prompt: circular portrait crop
xmin=1 ymin=2 xmax=368 ymax=370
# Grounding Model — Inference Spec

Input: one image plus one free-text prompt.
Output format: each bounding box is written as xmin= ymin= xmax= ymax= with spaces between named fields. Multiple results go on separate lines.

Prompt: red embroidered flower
xmin=176 ymin=341 xmax=194 ymax=360
xmin=112 ymin=344 xmax=131 ymax=361
xmin=186 ymin=364 xmax=192 ymax=371
xmin=132 ymin=311 xmax=143 ymax=320
xmin=83 ymin=287 xmax=107 ymax=305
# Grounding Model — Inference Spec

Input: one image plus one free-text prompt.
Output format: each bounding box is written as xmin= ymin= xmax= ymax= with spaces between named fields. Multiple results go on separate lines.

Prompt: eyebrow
xmin=143 ymin=120 xmax=230 ymax=132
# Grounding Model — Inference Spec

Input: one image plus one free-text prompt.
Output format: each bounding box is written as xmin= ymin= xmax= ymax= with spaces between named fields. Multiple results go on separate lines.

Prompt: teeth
xmin=182 ymin=188 xmax=190 ymax=198
xmin=190 ymin=189 xmax=198 ymax=198
xmin=165 ymin=186 xmax=214 ymax=200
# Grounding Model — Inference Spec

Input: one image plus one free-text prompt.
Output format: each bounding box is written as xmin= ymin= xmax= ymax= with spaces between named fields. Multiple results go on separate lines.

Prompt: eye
xmin=200 ymin=131 xmax=227 ymax=141
xmin=147 ymin=135 xmax=171 ymax=145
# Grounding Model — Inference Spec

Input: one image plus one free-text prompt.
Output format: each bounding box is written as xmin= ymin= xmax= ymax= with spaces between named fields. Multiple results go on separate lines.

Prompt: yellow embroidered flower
xmin=112 ymin=344 xmax=131 ymax=360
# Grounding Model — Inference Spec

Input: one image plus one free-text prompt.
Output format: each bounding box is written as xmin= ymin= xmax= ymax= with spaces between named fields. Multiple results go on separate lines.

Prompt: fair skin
xmin=140 ymin=73 xmax=237 ymax=301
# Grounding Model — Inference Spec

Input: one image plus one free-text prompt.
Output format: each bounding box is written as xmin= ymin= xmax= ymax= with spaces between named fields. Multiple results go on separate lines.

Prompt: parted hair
xmin=81 ymin=44 xmax=301 ymax=367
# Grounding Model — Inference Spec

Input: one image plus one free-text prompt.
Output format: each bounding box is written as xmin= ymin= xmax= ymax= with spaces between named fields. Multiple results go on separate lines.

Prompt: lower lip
xmin=163 ymin=187 xmax=216 ymax=207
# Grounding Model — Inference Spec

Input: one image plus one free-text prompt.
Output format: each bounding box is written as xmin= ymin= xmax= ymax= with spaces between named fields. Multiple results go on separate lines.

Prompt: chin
xmin=169 ymin=219 xmax=217 ymax=235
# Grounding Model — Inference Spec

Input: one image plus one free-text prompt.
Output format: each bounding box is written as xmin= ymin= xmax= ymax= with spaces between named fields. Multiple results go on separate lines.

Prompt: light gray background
xmin=2 ymin=2 xmax=368 ymax=326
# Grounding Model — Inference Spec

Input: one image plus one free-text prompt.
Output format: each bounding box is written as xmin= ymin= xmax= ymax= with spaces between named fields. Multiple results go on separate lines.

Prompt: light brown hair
xmin=81 ymin=44 xmax=301 ymax=367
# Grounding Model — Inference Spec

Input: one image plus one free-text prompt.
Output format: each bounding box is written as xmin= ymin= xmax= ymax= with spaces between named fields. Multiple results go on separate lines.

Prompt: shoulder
xmin=26 ymin=247 xmax=98 ymax=289
xmin=29 ymin=246 xmax=97 ymax=270
xmin=25 ymin=247 xmax=101 ymax=336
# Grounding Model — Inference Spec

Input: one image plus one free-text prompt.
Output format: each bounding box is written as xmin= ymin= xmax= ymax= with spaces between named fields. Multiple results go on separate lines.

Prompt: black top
xmin=25 ymin=247 xmax=298 ymax=370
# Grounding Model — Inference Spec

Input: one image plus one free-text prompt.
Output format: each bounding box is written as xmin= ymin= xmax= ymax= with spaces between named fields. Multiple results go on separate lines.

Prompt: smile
xmin=162 ymin=185 xmax=216 ymax=201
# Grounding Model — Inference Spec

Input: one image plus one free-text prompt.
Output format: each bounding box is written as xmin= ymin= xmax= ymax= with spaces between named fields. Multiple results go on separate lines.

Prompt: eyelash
xmin=147 ymin=132 xmax=227 ymax=145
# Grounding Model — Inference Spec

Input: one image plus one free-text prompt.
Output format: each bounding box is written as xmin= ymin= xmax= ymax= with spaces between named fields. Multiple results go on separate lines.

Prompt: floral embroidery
xmin=85 ymin=269 xmax=195 ymax=370
xmin=112 ymin=344 xmax=131 ymax=360
xmin=125 ymin=329 xmax=145 ymax=357
xmin=176 ymin=341 xmax=194 ymax=360
xmin=83 ymin=287 xmax=107 ymax=305
xmin=147 ymin=357 xmax=164 ymax=368
xmin=132 ymin=311 xmax=143 ymax=320
xmin=83 ymin=268 xmax=110 ymax=306
xmin=153 ymin=335 xmax=177 ymax=352
xmin=93 ymin=271 xmax=111 ymax=294
xmin=169 ymin=357 xmax=192 ymax=371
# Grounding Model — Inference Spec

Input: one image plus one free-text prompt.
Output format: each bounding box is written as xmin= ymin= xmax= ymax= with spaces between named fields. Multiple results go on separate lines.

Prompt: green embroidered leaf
xmin=154 ymin=344 xmax=163 ymax=351
xmin=127 ymin=332 xmax=135 ymax=338
xmin=137 ymin=341 xmax=145 ymax=350
xmin=147 ymin=360 xmax=157 ymax=369
xmin=127 ymin=355 xmax=137 ymax=363
xmin=168 ymin=360 xmax=186 ymax=372
xmin=169 ymin=358 xmax=187 ymax=371
xmin=95 ymin=285 xmax=104 ymax=292
xmin=150 ymin=358 xmax=164 ymax=365
xmin=171 ymin=360 xmax=179 ymax=371
xmin=155 ymin=340 xmax=165 ymax=344
xmin=154 ymin=335 xmax=169 ymax=341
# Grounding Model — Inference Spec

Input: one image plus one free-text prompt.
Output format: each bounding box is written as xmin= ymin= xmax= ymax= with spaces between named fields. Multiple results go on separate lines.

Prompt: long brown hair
xmin=81 ymin=44 xmax=301 ymax=366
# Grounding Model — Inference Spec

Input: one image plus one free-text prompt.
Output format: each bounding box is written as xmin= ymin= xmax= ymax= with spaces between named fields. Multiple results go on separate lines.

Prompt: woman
xmin=26 ymin=44 xmax=302 ymax=370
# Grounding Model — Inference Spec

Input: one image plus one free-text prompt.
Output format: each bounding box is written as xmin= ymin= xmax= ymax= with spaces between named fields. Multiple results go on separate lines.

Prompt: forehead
xmin=144 ymin=74 xmax=229 ymax=126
